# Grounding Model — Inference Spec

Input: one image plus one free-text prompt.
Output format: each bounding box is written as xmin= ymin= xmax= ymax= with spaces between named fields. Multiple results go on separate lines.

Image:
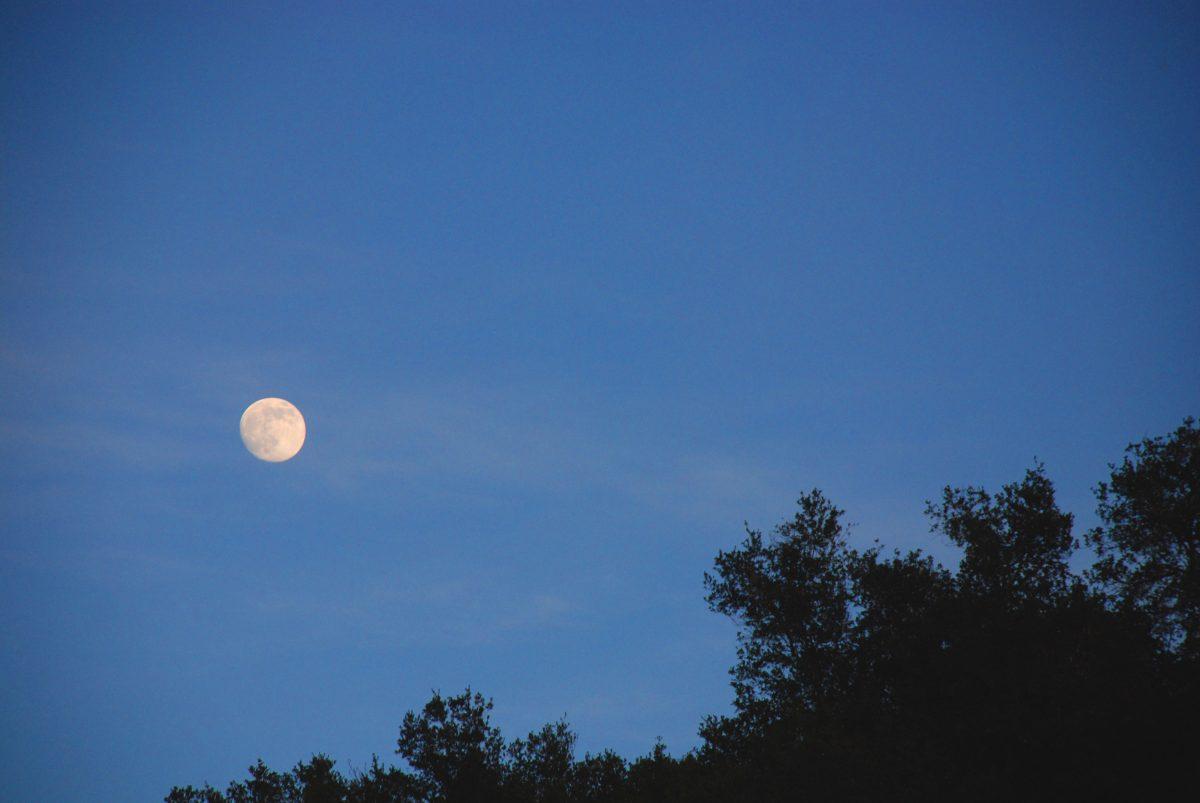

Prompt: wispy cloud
xmin=244 ymin=571 xmax=579 ymax=648
xmin=306 ymin=382 xmax=792 ymax=525
xmin=2 ymin=340 xmax=792 ymax=523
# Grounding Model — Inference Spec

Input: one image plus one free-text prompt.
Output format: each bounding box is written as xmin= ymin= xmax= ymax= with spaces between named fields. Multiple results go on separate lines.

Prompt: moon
xmin=240 ymin=398 xmax=306 ymax=462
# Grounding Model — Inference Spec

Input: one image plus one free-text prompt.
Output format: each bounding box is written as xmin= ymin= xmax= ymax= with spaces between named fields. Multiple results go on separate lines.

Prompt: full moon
xmin=240 ymin=397 xmax=306 ymax=462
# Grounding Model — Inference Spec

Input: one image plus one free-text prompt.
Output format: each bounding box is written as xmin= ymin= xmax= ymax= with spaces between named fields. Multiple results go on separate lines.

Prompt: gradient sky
xmin=2 ymin=3 xmax=1197 ymax=800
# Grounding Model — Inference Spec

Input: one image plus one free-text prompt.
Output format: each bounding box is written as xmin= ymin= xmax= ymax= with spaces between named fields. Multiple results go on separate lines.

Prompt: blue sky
xmin=1 ymin=3 xmax=1197 ymax=800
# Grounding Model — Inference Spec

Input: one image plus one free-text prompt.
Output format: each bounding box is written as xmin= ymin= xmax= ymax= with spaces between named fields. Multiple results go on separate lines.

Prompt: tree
xmin=345 ymin=755 xmax=422 ymax=802
xmin=166 ymin=785 xmax=226 ymax=803
xmin=926 ymin=464 xmax=1075 ymax=606
xmin=505 ymin=720 xmax=576 ymax=803
xmin=564 ymin=751 xmax=626 ymax=802
xmin=697 ymin=460 xmax=1187 ymax=799
xmin=1087 ymin=417 xmax=1200 ymax=657
xmin=225 ymin=759 xmax=299 ymax=803
xmin=395 ymin=689 xmax=506 ymax=802
xmin=702 ymin=489 xmax=854 ymax=719
xmin=291 ymin=755 xmax=347 ymax=803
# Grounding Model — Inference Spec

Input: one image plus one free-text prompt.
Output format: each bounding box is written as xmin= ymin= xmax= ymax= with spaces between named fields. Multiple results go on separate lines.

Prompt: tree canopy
xmin=170 ymin=419 xmax=1198 ymax=802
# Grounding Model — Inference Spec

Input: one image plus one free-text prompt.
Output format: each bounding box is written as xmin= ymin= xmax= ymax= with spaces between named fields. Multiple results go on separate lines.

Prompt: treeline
xmin=169 ymin=419 xmax=1198 ymax=801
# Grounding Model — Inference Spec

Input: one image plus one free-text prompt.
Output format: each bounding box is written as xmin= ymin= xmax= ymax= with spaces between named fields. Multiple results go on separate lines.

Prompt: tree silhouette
xmin=1088 ymin=417 xmax=1200 ymax=658
xmin=396 ymin=689 xmax=505 ymax=801
xmin=169 ymin=418 xmax=1199 ymax=801
xmin=926 ymin=464 xmax=1075 ymax=605
xmin=505 ymin=720 xmax=576 ymax=802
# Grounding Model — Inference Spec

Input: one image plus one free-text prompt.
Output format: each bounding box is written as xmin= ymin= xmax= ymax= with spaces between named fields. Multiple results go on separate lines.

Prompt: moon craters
xmin=240 ymin=398 xmax=306 ymax=462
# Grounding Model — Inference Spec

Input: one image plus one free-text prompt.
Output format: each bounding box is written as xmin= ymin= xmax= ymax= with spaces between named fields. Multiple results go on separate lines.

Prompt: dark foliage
xmin=170 ymin=419 xmax=1198 ymax=801
xmin=1087 ymin=417 xmax=1199 ymax=657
